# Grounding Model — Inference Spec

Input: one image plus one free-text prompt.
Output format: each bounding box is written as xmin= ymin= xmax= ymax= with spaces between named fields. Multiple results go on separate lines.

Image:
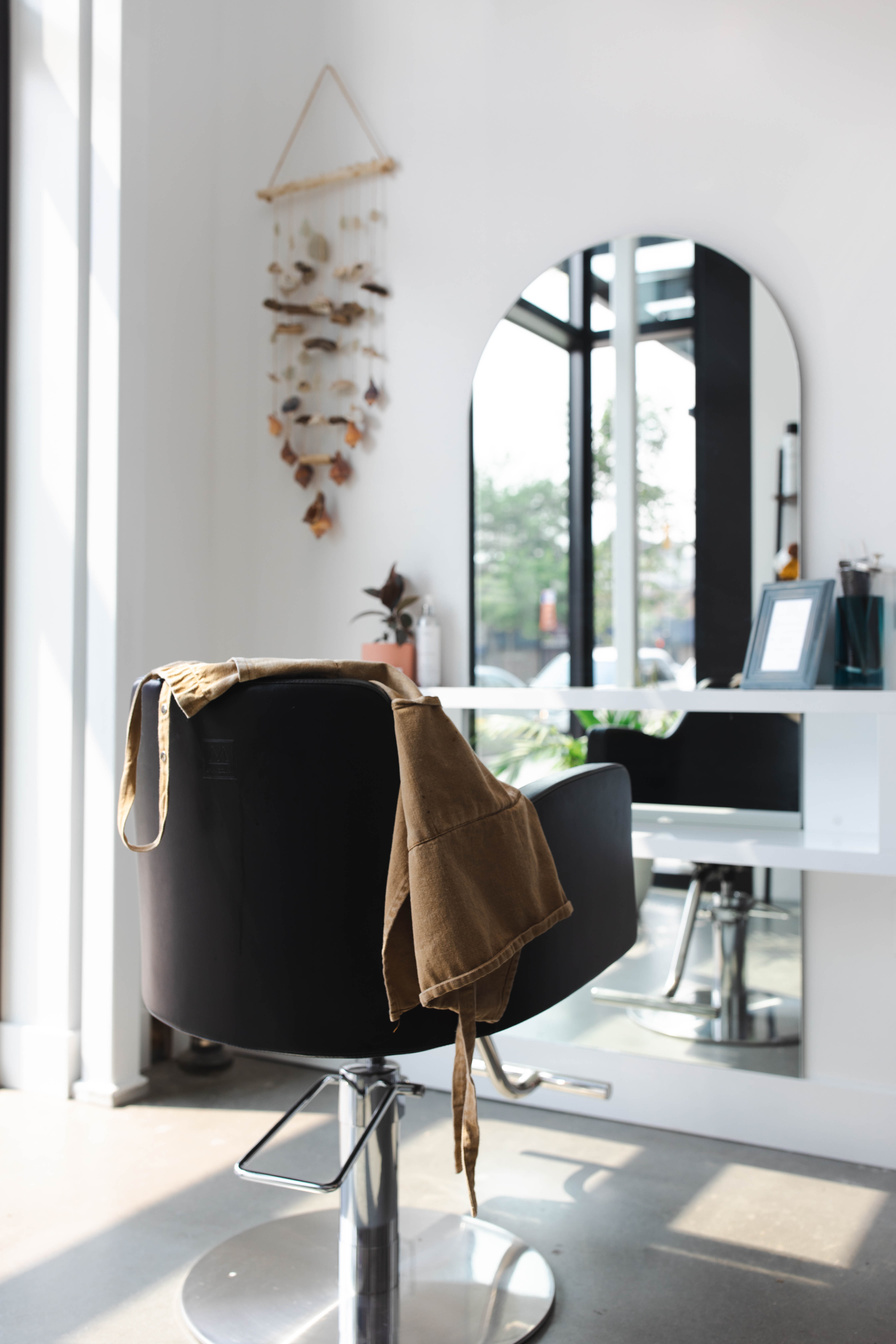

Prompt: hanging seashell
xmin=264 ymin=298 xmax=314 ymax=315
xmin=329 ymin=451 xmax=352 ymax=486
xmin=329 ymin=415 xmax=349 ymax=425
xmin=281 ymin=395 xmax=300 ymax=413
xmin=267 ymin=372 xmax=281 ymax=383
xmin=360 ymin=281 xmax=390 ymax=297
xmin=330 ymin=379 xmax=356 ymax=394
xmin=339 ymin=215 xmax=349 ymax=230
xmin=298 ymin=351 xmax=312 ymax=365
xmin=268 ymin=261 xmax=282 ymax=274
xmin=344 ymin=420 xmax=362 ymax=448
xmin=369 ymin=209 xmax=382 ymax=222
xmin=348 ymin=405 xmax=367 ymax=431
xmin=308 ymin=233 xmax=329 ymax=262
xmin=293 ymin=260 xmax=315 ymax=280
xmin=308 ymin=413 xmax=329 ymax=426
xmin=294 ymin=461 xmax=314 ymax=488
xmin=303 ymin=336 xmax=338 ymax=352
xmin=361 ymin=345 xmax=383 ymax=360
xmin=364 ymin=379 xmax=380 ymax=405
xmin=280 ymin=440 xmax=298 ymax=466
xmin=300 ymin=453 xmax=333 ymax=465
xmin=303 ymin=491 xmax=333 ymax=538
xmin=330 ymin=302 xmax=367 ymax=326
xmin=308 ymin=295 xmax=334 ymax=316
xmin=297 ymin=380 xmax=312 ymax=392
xmin=278 ymin=274 xmax=302 ymax=294
xmin=284 ymin=365 xmax=296 ymax=381
xmin=268 ymin=414 xmax=284 ymax=435
xmin=352 ymin=216 xmax=362 ymax=229
xmin=295 ymin=413 xmax=312 ymax=424
xmin=274 ymin=322 xmax=306 ymax=337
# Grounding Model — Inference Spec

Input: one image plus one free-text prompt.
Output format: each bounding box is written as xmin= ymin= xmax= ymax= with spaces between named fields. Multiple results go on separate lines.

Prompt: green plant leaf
xmin=396 ymin=594 xmax=420 ymax=611
xmin=350 ymin=610 xmax=387 ymax=623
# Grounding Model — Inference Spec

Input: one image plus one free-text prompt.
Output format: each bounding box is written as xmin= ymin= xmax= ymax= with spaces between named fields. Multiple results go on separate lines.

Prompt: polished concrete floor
xmin=2 ymin=1055 xmax=894 ymax=1343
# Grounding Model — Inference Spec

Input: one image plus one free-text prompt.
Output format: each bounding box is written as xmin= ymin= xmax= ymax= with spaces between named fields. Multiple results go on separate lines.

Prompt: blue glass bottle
xmin=834 ymin=576 xmax=884 ymax=689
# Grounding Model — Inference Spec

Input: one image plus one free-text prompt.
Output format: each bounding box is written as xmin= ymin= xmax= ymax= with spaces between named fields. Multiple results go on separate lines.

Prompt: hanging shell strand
xmin=261 ymin=88 xmax=392 ymax=531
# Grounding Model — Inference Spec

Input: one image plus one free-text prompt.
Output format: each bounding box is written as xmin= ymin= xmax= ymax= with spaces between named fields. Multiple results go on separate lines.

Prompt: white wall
xmin=6 ymin=0 xmax=896 ymax=1139
xmin=121 ymin=0 xmax=896 ymax=662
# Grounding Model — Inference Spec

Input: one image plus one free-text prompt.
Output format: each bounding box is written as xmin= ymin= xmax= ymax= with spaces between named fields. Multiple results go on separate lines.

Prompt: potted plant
xmin=353 ymin=564 xmax=419 ymax=679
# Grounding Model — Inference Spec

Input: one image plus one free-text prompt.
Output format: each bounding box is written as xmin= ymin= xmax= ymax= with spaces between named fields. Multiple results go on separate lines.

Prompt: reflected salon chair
xmin=586 ymin=711 xmax=800 ymax=1046
xmin=134 ymin=676 xmax=637 ymax=1344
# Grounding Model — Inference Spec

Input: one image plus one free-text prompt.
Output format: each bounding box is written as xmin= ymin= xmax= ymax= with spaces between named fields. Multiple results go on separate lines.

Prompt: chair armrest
xmin=489 ymin=764 xmax=637 ymax=1033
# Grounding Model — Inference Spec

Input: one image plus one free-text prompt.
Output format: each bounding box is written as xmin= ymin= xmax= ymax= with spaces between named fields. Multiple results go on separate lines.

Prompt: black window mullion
xmin=568 ymin=251 xmax=593 ymax=689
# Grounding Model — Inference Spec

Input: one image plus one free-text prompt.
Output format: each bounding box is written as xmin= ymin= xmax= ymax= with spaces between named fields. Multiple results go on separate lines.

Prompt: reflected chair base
xmin=629 ymin=988 xmax=800 ymax=1045
xmin=181 ymin=1207 xmax=555 ymax=1344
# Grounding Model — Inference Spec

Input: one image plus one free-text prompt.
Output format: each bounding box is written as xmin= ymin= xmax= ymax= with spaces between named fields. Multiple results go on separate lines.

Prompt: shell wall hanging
xmin=258 ymin=65 xmax=394 ymax=539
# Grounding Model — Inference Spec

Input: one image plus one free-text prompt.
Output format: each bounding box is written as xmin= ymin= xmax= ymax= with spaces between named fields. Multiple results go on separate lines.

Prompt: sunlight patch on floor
xmin=669 ymin=1162 xmax=889 ymax=1267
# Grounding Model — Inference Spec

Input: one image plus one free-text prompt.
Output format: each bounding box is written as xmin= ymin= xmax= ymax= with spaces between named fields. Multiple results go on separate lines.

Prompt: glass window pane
xmin=591 ymin=344 xmax=616 ymax=652
xmin=473 ymin=320 xmax=570 ymax=689
xmin=520 ymin=266 xmax=570 ymax=322
xmin=636 ymin=238 xmax=694 ymax=327
xmin=636 ymin=338 xmax=696 ymax=678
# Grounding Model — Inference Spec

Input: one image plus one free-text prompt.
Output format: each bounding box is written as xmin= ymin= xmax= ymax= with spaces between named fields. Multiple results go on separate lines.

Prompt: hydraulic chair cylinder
xmin=338 ymin=1058 xmax=400 ymax=1344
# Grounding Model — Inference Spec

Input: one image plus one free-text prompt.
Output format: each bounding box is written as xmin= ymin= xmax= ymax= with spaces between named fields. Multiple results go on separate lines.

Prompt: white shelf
xmin=429 ymin=686 xmax=896 ymax=714
xmin=631 ymin=821 xmax=896 ymax=875
xmin=426 ymin=686 xmax=896 ymax=874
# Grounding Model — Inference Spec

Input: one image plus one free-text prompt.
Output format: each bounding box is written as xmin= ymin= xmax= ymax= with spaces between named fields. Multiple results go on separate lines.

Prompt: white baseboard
xmin=72 ymin=1073 xmax=149 ymax=1107
xmin=0 ymin=1021 xmax=81 ymax=1097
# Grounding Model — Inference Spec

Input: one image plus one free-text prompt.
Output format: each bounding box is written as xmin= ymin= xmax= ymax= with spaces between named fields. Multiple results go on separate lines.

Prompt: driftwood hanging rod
xmin=257 ymin=156 xmax=396 ymax=203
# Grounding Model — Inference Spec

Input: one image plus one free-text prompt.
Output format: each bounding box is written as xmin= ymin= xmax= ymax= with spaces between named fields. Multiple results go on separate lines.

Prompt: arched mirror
xmin=470 ymin=239 xmax=803 ymax=1076
xmin=471 ymin=236 xmax=800 ymax=696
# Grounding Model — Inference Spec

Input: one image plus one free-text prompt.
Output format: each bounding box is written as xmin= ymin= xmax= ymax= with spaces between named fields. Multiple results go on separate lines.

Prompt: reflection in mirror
xmin=471 ymin=236 xmax=800 ymax=695
xmin=469 ymin=239 xmax=803 ymax=1080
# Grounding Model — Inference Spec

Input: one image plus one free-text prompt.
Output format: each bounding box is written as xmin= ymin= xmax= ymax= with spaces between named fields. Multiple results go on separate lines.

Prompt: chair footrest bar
xmin=235 ymin=1070 xmax=424 ymax=1193
xmin=591 ymin=986 xmax=721 ymax=1017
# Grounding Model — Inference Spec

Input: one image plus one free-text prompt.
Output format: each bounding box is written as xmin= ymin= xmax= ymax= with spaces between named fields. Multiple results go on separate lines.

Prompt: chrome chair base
xmin=630 ymin=988 xmax=800 ymax=1045
xmin=181 ymin=1207 xmax=555 ymax=1344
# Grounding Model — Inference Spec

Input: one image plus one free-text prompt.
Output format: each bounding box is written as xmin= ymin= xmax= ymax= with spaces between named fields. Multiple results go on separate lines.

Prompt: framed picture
xmin=741 ymin=579 xmax=835 ymax=690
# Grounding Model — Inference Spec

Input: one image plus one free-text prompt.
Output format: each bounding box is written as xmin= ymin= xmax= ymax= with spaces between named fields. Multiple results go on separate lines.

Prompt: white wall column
xmin=73 ymin=0 xmax=146 ymax=1107
xmin=0 ymin=0 xmax=87 ymax=1097
xmin=611 ymin=236 xmax=638 ymax=687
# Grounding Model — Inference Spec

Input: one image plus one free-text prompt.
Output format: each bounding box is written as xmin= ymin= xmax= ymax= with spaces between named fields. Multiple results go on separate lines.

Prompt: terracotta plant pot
xmin=361 ymin=640 xmax=416 ymax=681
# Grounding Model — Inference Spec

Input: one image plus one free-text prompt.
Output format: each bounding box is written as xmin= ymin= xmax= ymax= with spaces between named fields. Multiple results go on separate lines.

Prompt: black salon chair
xmin=134 ymin=676 xmax=636 ymax=1344
xmin=586 ymin=711 xmax=800 ymax=1045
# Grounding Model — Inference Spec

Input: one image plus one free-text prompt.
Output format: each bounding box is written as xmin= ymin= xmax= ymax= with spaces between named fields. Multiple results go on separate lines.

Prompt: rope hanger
xmin=257 ymin=64 xmax=395 ymax=203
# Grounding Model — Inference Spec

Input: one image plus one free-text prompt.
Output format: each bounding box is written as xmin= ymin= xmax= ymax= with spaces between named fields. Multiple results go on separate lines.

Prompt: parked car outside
xmin=530 ymin=647 xmax=694 ymax=690
xmin=473 ymin=664 xmax=528 ymax=690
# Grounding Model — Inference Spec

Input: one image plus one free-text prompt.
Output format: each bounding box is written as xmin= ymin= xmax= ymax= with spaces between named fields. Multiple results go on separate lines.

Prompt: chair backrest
xmin=586 ymin=711 xmax=800 ymax=812
xmin=135 ymin=677 xmax=636 ymax=1057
